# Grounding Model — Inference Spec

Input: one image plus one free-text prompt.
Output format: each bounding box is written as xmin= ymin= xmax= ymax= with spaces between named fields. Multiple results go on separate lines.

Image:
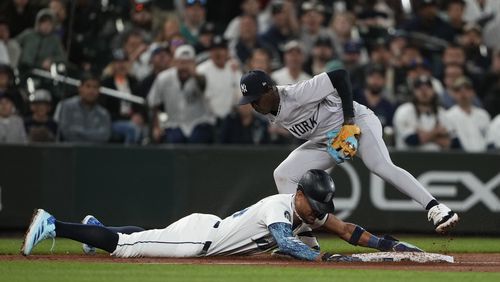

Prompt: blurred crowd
xmin=0 ymin=0 xmax=500 ymax=151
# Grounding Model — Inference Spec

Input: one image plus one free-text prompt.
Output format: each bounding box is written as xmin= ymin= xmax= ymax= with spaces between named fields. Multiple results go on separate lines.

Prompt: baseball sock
xmin=425 ymin=199 xmax=439 ymax=210
xmin=55 ymin=220 xmax=118 ymax=253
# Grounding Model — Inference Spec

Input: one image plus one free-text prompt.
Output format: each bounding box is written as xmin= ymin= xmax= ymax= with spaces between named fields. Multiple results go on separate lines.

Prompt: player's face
xmin=295 ymin=191 xmax=320 ymax=224
xmin=250 ymin=87 xmax=277 ymax=115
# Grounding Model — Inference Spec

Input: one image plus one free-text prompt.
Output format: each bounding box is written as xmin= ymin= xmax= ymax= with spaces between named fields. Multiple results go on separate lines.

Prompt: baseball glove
xmin=326 ymin=124 xmax=361 ymax=163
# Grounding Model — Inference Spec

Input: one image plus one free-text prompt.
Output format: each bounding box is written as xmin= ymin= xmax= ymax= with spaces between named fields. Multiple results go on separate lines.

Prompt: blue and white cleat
xmin=21 ymin=209 xmax=56 ymax=256
xmin=81 ymin=215 xmax=103 ymax=254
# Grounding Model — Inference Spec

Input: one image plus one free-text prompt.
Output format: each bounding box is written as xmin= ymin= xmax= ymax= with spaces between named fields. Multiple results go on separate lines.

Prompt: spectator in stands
xmin=224 ymin=0 xmax=264 ymax=43
xmin=445 ymin=76 xmax=490 ymax=152
xmin=329 ymin=11 xmax=356 ymax=59
xmin=197 ymin=36 xmax=241 ymax=124
xmin=0 ymin=18 xmax=21 ymax=68
xmin=458 ymin=23 xmax=490 ymax=76
xmin=393 ymin=75 xmax=454 ymax=151
xmin=299 ymin=1 xmax=331 ymax=55
xmin=180 ymin=0 xmax=207 ymax=46
xmin=446 ymin=0 xmax=467 ymax=37
xmin=0 ymin=63 xmax=25 ymax=114
xmin=440 ymin=63 xmax=482 ymax=109
xmin=482 ymin=48 xmax=500 ymax=117
xmin=122 ymin=30 xmax=151 ymax=81
xmin=271 ymin=40 xmax=311 ymax=85
xmin=147 ymin=44 xmax=214 ymax=144
xmin=354 ymin=64 xmax=395 ymax=129
xmin=155 ymin=18 xmax=181 ymax=45
xmin=400 ymin=0 xmax=455 ymax=42
xmin=304 ymin=36 xmax=336 ymax=76
xmin=24 ymin=89 xmax=57 ymax=142
xmin=194 ymin=22 xmax=216 ymax=64
xmin=0 ymin=0 xmax=37 ymax=38
xmin=463 ymin=0 xmax=500 ymax=49
xmin=0 ymin=92 xmax=26 ymax=143
xmin=54 ymin=73 xmax=111 ymax=143
xmin=259 ymin=0 xmax=299 ymax=63
xmin=101 ymin=49 xmax=146 ymax=145
xmin=487 ymin=114 xmax=500 ymax=149
xmin=229 ymin=14 xmax=278 ymax=69
xmin=219 ymin=104 xmax=269 ymax=144
xmin=48 ymin=0 xmax=68 ymax=42
xmin=246 ymin=48 xmax=273 ymax=74
xmin=16 ymin=9 xmax=66 ymax=76
xmin=139 ymin=46 xmax=171 ymax=98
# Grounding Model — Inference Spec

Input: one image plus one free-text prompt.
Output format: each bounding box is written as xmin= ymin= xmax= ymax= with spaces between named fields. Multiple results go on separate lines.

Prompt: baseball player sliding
xmin=238 ymin=69 xmax=459 ymax=246
xmin=21 ymin=170 xmax=421 ymax=261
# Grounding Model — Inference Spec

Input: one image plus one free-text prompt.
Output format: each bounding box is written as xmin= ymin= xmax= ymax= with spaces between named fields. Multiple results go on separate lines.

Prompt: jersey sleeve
xmin=292 ymin=72 xmax=336 ymax=106
xmin=261 ymin=199 xmax=293 ymax=227
xmin=268 ymin=222 xmax=320 ymax=261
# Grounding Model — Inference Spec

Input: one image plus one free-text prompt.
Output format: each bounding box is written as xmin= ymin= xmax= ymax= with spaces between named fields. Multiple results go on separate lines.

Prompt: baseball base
xmin=351 ymin=252 xmax=454 ymax=263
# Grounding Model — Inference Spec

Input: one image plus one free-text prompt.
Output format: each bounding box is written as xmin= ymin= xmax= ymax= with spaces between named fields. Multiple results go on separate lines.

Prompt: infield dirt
xmin=1 ymin=253 xmax=499 ymax=272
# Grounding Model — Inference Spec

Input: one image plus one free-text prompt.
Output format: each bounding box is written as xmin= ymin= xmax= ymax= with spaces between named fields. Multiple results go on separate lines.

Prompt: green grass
xmin=1 ymin=236 xmax=500 ymax=282
xmin=0 ymin=261 xmax=499 ymax=282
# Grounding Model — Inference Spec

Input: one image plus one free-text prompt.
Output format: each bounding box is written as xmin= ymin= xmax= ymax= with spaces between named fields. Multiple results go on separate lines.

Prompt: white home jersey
xmin=112 ymin=194 xmax=326 ymax=258
xmin=266 ymin=72 xmax=372 ymax=144
xmin=445 ymin=105 xmax=490 ymax=152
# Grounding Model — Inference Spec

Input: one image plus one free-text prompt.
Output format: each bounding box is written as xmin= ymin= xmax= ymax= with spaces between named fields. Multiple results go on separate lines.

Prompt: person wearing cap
xmin=16 ymin=8 xmax=66 ymax=75
xmin=458 ymin=22 xmax=490 ymax=75
xmin=101 ymin=49 xmax=146 ymax=145
xmin=299 ymin=1 xmax=331 ymax=56
xmin=180 ymin=0 xmax=207 ymax=46
xmin=462 ymin=0 xmax=500 ymax=49
xmin=304 ymin=36 xmax=336 ymax=76
xmin=197 ymin=35 xmax=242 ymax=124
xmin=21 ymin=169 xmax=422 ymax=260
xmin=239 ymin=68 xmax=460 ymax=240
xmin=54 ymin=73 xmax=111 ymax=143
xmin=193 ymin=22 xmax=216 ymax=62
xmin=445 ymin=0 xmax=467 ymax=39
xmin=147 ymin=44 xmax=214 ymax=143
xmin=138 ymin=46 xmax=171 ymax=97
xmin=0 ymin=92 xmax=27 ymax=143
xmin=393 ymin=75 xmax=455 ymax=151
xmin=24 ymin=89 xmax=57 ymax=142
xmin=271 ymin=40 xmax=311 ymax=85
xmin=444 ymin=76 xmax=490 ymax=152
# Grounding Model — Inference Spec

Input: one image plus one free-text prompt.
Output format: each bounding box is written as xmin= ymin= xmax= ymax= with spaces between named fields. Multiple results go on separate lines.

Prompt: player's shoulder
xmin=260 ymin=194 xmax=293 ymax=207
xmin=157 ymin=67 xmax=176 ymax=81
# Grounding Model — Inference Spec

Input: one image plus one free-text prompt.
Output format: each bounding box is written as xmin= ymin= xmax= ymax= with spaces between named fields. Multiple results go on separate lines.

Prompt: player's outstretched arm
xmin=268 ymin=222 xmax=322 ymax=261
xmin=321 ymin=214 xmax=423 ymax=252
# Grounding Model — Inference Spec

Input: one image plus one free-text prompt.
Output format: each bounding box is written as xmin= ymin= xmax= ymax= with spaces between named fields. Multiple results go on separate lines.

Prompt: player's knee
xmin=273 ymin=167 xmax=291 ymax=194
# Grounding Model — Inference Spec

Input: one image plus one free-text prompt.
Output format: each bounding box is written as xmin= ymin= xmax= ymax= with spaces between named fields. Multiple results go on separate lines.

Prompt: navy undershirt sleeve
xmin=268 ymin=222 xmax=319 ymax=261
xmin=326 ymin=69 xmax=355 ymax=119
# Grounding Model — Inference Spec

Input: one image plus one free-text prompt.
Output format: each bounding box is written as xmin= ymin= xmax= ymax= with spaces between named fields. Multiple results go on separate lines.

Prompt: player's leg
xmin=112 ymin=213 xmax=221 ymax=258
xmin=81 ymin=215 xmax=145 ymax=254
xmin=21 ymin=209 xmax=120 ymax=256
xmin=355 ymin=113 xmax=459 ymax=233
xmin=274 ymin=141 xmax=335 ymax=194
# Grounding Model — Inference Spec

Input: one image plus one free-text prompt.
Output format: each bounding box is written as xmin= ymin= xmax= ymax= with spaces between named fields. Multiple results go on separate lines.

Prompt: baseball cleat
xmin=81 ymin=215 xmax=103 ymax=254
xmin=21 ymin=209 xmax=56 ymax=256
xmin=428 ymin=204 xmax=459 ymax=234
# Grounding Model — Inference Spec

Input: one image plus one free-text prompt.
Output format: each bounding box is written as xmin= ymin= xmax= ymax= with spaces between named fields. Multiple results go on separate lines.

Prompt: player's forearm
xmin=268 ymin=222 xmax=320 ymax=261
xmin=344 ymin=225 xmax=422 ymax=252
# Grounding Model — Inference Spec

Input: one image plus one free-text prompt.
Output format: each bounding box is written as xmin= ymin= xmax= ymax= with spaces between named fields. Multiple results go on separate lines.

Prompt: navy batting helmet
xmin=298 ymin=170 xmax=335 ymax=215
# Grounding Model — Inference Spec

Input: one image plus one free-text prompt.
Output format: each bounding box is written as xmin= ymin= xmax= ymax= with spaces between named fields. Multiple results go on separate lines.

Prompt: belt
xmin=199 ymin=220 xmax=220 ymax=256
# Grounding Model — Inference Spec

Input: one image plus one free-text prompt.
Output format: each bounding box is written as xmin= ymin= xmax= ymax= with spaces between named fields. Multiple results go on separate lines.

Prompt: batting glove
xmin=377 ymin=235 xmax=423 ymax=252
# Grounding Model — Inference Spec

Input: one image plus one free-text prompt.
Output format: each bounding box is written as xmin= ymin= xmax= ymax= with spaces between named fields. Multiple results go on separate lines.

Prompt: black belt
xmin=200 ymin=221 xmax=220 ymax=256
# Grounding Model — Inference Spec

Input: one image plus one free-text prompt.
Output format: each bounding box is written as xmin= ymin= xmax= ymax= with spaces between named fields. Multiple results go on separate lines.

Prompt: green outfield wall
xmin=0 ymin=144 xmax=499 ymax=234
